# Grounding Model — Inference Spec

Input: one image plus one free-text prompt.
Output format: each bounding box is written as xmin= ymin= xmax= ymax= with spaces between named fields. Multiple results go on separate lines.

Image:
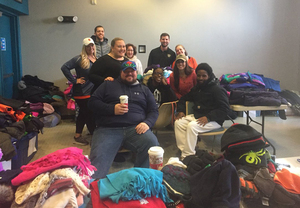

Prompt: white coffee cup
xmin=119 ymin=95 xmax=128 ymax=106
xmin=148 ymin=146 xmax=164 ymax=170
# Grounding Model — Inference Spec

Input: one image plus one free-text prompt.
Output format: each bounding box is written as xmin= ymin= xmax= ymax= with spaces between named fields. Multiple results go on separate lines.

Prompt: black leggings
xmin=75 ymin=98 xmax=95 ymax=135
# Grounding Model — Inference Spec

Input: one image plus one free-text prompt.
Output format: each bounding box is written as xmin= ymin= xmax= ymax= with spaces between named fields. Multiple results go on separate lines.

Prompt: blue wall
xmin=0 ymin=0 xmax=28 ymax=15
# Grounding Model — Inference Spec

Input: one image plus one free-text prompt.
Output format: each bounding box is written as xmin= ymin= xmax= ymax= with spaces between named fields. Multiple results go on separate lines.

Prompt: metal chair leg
xmin=211 ymin=135 xmax=216 ymax=152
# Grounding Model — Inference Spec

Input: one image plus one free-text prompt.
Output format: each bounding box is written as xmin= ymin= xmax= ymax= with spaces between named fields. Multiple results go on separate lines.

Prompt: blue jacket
xmin=89 ymin=77 xmax=158 ymax=128
xmin=61 ymin=55 xmax=94 ymax=97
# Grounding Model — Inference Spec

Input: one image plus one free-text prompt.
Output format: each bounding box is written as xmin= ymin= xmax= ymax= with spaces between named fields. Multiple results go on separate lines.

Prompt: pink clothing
xmin=169 ymin=72 xmax=197 ymax=99
xmin=90 ymin=180 xmax=166 ymax=208
xmin=11 ymin=147 xmax=96 ymax=186
xmin=172 ymin=56 xmax=198 ymax=69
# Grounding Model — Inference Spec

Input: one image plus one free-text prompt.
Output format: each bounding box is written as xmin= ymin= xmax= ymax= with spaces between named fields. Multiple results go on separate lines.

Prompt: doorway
xmin=0 ymin=9 xmax=22 ymax=99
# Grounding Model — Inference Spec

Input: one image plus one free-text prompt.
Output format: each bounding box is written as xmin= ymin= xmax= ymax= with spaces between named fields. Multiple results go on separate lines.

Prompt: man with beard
xmin=174 ymin=63 xmax=230 ymax=159
xmin=88 ymin=60 xmax=160 ymax=179
xmin=91 ymin=25 xmax=110 ymax=59
xmin=147 ymin=33 xmax=176 ymax=68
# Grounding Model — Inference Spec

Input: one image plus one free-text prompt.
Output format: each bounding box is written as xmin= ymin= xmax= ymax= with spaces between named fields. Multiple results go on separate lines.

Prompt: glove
xmin=195 ymin=149 xmax=214 ymax=166
xmin=183 ymin=155 xmax=206 ymax=175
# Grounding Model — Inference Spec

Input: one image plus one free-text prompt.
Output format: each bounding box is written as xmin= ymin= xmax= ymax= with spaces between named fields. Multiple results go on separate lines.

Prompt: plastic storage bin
xmin=11 ymin=132 xmax=38 ymax=169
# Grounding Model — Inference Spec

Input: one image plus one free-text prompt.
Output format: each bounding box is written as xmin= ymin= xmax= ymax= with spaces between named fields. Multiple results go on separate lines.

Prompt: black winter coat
xmin=177 ymin=80 xmax=230 ymax=126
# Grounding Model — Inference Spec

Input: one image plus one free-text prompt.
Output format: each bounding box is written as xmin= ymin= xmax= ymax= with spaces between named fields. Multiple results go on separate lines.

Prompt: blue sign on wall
xmin=1 ymin=37 xmax=6 ymax=51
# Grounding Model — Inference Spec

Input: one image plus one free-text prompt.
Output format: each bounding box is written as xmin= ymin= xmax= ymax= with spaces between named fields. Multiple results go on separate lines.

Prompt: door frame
xmin=0 ymin=8 xmax=22 ymax=98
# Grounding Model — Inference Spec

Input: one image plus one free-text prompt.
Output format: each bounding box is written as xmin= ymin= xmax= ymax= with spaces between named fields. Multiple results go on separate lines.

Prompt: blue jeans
xmin=89 ymin=125 xmax=159 ymax=179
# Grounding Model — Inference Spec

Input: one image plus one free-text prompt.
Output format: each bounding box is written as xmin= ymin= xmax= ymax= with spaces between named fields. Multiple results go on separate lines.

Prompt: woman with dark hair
xmin=125 ymin=43 xmax=143 ymax=75
xmin=169 ymin=54 xmax=197 ymax=99
xmin=61 ymin=37 xmax=96 ymax=145
xmin=171 ymin=44 xmax=198 ymax=69
xmin=144 ymin=67 xmax=177 ymax=107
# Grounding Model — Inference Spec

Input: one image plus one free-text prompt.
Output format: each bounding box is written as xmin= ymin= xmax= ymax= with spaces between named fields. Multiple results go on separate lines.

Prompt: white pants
xmin=174 ymin=114 xmax=221 ymax=158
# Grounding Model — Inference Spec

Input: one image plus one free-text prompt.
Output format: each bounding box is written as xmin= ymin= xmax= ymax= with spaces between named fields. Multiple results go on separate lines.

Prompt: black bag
xmin=24 ymin=117 xmax=44 ymax=134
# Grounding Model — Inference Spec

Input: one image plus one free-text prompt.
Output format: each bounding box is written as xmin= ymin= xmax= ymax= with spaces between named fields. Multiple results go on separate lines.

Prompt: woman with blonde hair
xmin=172 ymin=44 xmax=197 ymax=69
xmin=61 ymin=37 xmax=96 ymax=145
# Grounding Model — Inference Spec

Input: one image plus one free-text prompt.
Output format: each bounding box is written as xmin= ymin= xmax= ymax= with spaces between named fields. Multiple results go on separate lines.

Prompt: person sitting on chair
xmin=174 ymin=63 xmax=230 ymax=159
xmin=88 ymin=60 xmax=160 ymax=179
xmin=144 ymin=67 xmax=177 ymax=107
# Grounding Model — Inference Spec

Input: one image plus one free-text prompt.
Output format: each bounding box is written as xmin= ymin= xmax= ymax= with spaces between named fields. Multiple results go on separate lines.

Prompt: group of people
xmin=61 ymin=27 xmax=230 ymax=179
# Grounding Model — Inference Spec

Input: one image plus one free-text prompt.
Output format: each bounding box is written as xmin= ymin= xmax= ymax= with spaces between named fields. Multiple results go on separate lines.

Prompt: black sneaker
xmin=73 ymin=136 xmax=89 ymax=146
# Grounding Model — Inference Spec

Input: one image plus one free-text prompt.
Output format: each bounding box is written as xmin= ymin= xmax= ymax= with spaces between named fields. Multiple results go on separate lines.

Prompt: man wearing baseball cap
xmin=88 ymin=60 xmax=160 ymax=179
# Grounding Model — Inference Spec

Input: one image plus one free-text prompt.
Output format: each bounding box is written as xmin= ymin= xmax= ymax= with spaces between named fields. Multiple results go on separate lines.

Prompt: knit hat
xmin=43 ymin=103 xmax=55 ymax=115
xmin=225 ymin=148 xmax=268 ymax=168
xmin=83 ymin=37 xmax=94 ymax=46
xmin=121 ymin=60 xmax=137 ymax=71
xmin=161 ymin=165 xmax=191 ymax=196
xmin=18 ymin=80 xmax=27 ymax=90
xmin=175 ymin=54 xmax=187 ymax=63
xmin=195 ymin=63 xmax=213 ymax=76
xmin=0 ymin=184 xmax=14 ymax=207
xmin=221 ymin=124 xmax=266 ymax=152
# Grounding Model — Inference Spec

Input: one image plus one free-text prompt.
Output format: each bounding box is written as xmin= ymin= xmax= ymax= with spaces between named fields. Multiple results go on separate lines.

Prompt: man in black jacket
xmin=174 ymin=63 xmax=230 ymax=159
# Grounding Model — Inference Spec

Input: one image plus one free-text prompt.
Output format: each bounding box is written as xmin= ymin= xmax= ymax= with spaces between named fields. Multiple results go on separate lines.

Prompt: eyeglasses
xmin=153 ymin=72 xmax=163 ymax=76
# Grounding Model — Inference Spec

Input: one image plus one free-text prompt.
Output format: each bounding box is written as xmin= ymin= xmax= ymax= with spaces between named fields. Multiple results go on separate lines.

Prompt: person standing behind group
xmin=89 ymin=37 xmax=128 ymax=93
xmin=170 ymin=54 xmax=197 ymax=99
xmin=125 ymin=43 xmax=143 ymax=76
xmin=61 ymin=37 xmax=96 ymax=145
xmin=171 ymin=44 xmax=197 ymax=70
xmin=91 ymin=25 xmax=110 ymax=59
xmin=147 ymin=33 xmax=176 ymax=68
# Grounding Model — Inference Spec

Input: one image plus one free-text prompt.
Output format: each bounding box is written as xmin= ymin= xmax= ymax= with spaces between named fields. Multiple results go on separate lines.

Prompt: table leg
xmin=243 ymin=110 xmax=276 ymax=155
xmin=261 ymin=111 xmax=276 ymax=155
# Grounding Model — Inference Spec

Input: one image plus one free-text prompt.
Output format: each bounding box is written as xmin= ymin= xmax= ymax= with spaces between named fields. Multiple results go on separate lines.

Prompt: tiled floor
xmin=31 ymin=114 xmax=300 ymax=174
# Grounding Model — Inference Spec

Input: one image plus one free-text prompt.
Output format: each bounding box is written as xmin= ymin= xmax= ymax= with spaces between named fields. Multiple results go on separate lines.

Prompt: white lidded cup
xmin=119 ymin=95 xmax=128 ymax=106
xmin=148 ymin=146 xmax=164 ymax=170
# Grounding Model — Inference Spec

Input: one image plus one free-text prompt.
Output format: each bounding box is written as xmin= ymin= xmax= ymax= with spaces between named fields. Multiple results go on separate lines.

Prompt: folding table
xmin=230 ymin=104 xmax=288 ymax=155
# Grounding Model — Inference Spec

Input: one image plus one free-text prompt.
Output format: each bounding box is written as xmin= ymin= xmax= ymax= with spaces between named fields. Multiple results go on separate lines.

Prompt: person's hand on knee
xmin=135 ymin=122 xmax=149 ymax=134
xmin=196 ymin=116 xmax=209 ymax=126
xmin=175 ymin=112 xmax=186 ymax=120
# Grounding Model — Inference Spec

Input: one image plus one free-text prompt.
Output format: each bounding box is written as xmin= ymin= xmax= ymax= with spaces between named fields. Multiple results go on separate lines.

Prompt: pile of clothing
xmin=0 ymin=96 xmax=44 ymax=162
xmin=0 ymin=147 xmax=96 ymax=207
xmin=221 ymin=124 xmax=300 ymax=208
xmin=219 ymin=71 xmax=287 ymax=107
